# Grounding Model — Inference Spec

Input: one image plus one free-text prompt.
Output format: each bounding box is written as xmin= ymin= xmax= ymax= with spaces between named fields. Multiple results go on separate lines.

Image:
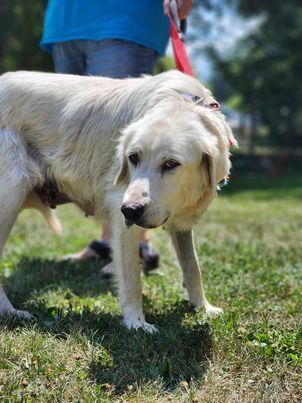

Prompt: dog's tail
xmin=23 ymin=192 xmax=63 ymax=235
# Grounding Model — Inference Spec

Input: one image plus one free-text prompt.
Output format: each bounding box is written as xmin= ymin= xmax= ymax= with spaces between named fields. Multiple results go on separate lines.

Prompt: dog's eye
xmin=128 ymin=153 xmax=139 ymax=166
xmin=162 ymin=159 xmax=181 ymax=171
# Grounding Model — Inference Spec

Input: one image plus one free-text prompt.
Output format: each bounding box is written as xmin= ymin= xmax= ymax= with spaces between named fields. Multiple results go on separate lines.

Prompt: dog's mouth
xmin=125 ymin=214 xmax=170 ymax=229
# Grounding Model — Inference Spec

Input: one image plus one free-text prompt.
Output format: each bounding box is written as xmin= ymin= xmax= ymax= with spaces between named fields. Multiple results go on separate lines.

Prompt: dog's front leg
xmin=112 ymin=213 xmax=157 ymax=333
xmin=0 ymin=286 xmax=32 ymax=319
xmin=168 ymin=228 xmax=223 ymax=316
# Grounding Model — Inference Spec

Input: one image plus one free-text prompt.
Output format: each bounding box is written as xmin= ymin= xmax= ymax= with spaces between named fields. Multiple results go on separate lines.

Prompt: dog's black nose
xmin=121 ymin=203 xmax=145 ymax=223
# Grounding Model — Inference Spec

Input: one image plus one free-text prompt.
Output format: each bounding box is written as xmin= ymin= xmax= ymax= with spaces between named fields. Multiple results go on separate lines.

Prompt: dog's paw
xmin=123 ymin=318 xmax=158 ymax=334
xmin=141 ymin=322 xmax=158 ymax=334
xmin=204 ymin=304 xmax=224 ymax=317
xmin=14 ymin=309 xmax=35 ymax=320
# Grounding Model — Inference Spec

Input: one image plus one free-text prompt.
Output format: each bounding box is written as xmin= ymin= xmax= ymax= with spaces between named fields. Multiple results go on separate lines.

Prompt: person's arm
xmin=164 ymin=0 xmax=193 ymax=19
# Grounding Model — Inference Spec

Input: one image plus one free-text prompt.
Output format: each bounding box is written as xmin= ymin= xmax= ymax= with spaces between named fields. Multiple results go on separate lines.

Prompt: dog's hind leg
xmin=112 ymin=212 xmax=157 ymax=333
xmin=168 ymin=228 xmax=223 ymax=316
xmin=0 ymin=128 xmax=39 ymax=319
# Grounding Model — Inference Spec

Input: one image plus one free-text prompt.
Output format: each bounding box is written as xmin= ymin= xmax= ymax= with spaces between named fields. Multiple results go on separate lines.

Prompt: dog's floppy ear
xmin=198 ymin=108 xmax=238 ymax=150
xmin=114 ymin=143 xmax=129 ymax=186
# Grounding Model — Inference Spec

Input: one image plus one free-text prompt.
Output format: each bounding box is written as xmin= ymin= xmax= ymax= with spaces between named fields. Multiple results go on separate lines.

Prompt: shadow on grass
xmin=87 ymin=303 xmax=212 ymax=392
xmin=2 ymin=258 xmax=212 ymax=393
xmin=4 ymin=257 xmax=113 ymax=300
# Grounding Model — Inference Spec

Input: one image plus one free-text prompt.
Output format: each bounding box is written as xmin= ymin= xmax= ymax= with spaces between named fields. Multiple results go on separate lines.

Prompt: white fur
xmin=0 ymin=70 xmax=237 ymax=331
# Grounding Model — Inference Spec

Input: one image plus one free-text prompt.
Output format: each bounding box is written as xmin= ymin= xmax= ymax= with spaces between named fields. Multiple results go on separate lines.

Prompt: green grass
xmin=0 ymin=174 xmax=301 ymax=402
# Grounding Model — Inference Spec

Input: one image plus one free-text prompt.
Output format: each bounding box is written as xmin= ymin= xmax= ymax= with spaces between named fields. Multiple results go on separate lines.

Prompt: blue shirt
xmin=41 ymin=0 xmax=170 ymax=56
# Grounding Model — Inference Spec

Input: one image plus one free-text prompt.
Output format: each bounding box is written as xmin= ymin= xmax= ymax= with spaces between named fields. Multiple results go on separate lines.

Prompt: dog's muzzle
xmin=121 ymin=203 xmax=145 ymax=226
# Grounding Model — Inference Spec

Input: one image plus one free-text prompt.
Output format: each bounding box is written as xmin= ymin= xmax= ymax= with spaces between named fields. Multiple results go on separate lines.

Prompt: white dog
xmin=0 ymin=70 xmax=237 ymax=332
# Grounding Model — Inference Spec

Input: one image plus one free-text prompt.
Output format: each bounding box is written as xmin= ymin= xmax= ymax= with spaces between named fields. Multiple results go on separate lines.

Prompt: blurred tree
xmin=154 ymin=56 xmax=175 ymax=74
xmin=0 ymin=0 xmax=52 ymax=73
xmin=191 ymin=0 xmax=302 ymax=148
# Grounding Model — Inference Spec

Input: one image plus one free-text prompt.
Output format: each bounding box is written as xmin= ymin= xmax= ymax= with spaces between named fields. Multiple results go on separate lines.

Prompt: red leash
xmin=167 ymin=8 xmax=193 ymax=76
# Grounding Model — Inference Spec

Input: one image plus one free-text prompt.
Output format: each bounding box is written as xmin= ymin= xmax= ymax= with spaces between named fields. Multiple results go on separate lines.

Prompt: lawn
xmin=0 ymin=174 xmax=301 ymax=402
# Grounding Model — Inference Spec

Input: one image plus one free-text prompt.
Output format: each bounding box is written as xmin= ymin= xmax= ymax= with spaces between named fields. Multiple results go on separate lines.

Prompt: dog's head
xmin=114 ymin=96 xmax=237 ymax=230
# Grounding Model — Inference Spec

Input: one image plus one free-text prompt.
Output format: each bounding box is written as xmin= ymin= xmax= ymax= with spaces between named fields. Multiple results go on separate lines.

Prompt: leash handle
xmin=168 ymin=2 xmax=193 ymax=76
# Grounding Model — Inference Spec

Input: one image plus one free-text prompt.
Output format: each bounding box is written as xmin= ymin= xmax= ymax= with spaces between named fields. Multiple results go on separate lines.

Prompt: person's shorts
xmin=52 ymin=39 xmax=158 ymax=78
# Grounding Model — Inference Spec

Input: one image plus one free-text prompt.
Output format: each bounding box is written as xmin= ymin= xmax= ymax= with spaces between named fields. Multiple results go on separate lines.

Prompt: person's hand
xmin=164 ymin=0 xmax=193 ymax=19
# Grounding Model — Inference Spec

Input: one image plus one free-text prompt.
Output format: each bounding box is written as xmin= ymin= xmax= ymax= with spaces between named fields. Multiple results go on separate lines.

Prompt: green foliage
xmin=154 ymin=56 xmax=176 ymax=74
xmin=0 ymin=0 xmax=53 ymax=73
xmin=247 ymin=326 xmax=302 ymax=362
xmin=210 ymin=1 xmax=302 ymax=147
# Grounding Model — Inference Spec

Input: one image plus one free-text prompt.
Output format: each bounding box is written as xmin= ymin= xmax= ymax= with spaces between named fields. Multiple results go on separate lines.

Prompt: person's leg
xmin=84 ymin=39 xmax=158 ymax=78
xmin=52 ymin=41 xmax=85 ymax=75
